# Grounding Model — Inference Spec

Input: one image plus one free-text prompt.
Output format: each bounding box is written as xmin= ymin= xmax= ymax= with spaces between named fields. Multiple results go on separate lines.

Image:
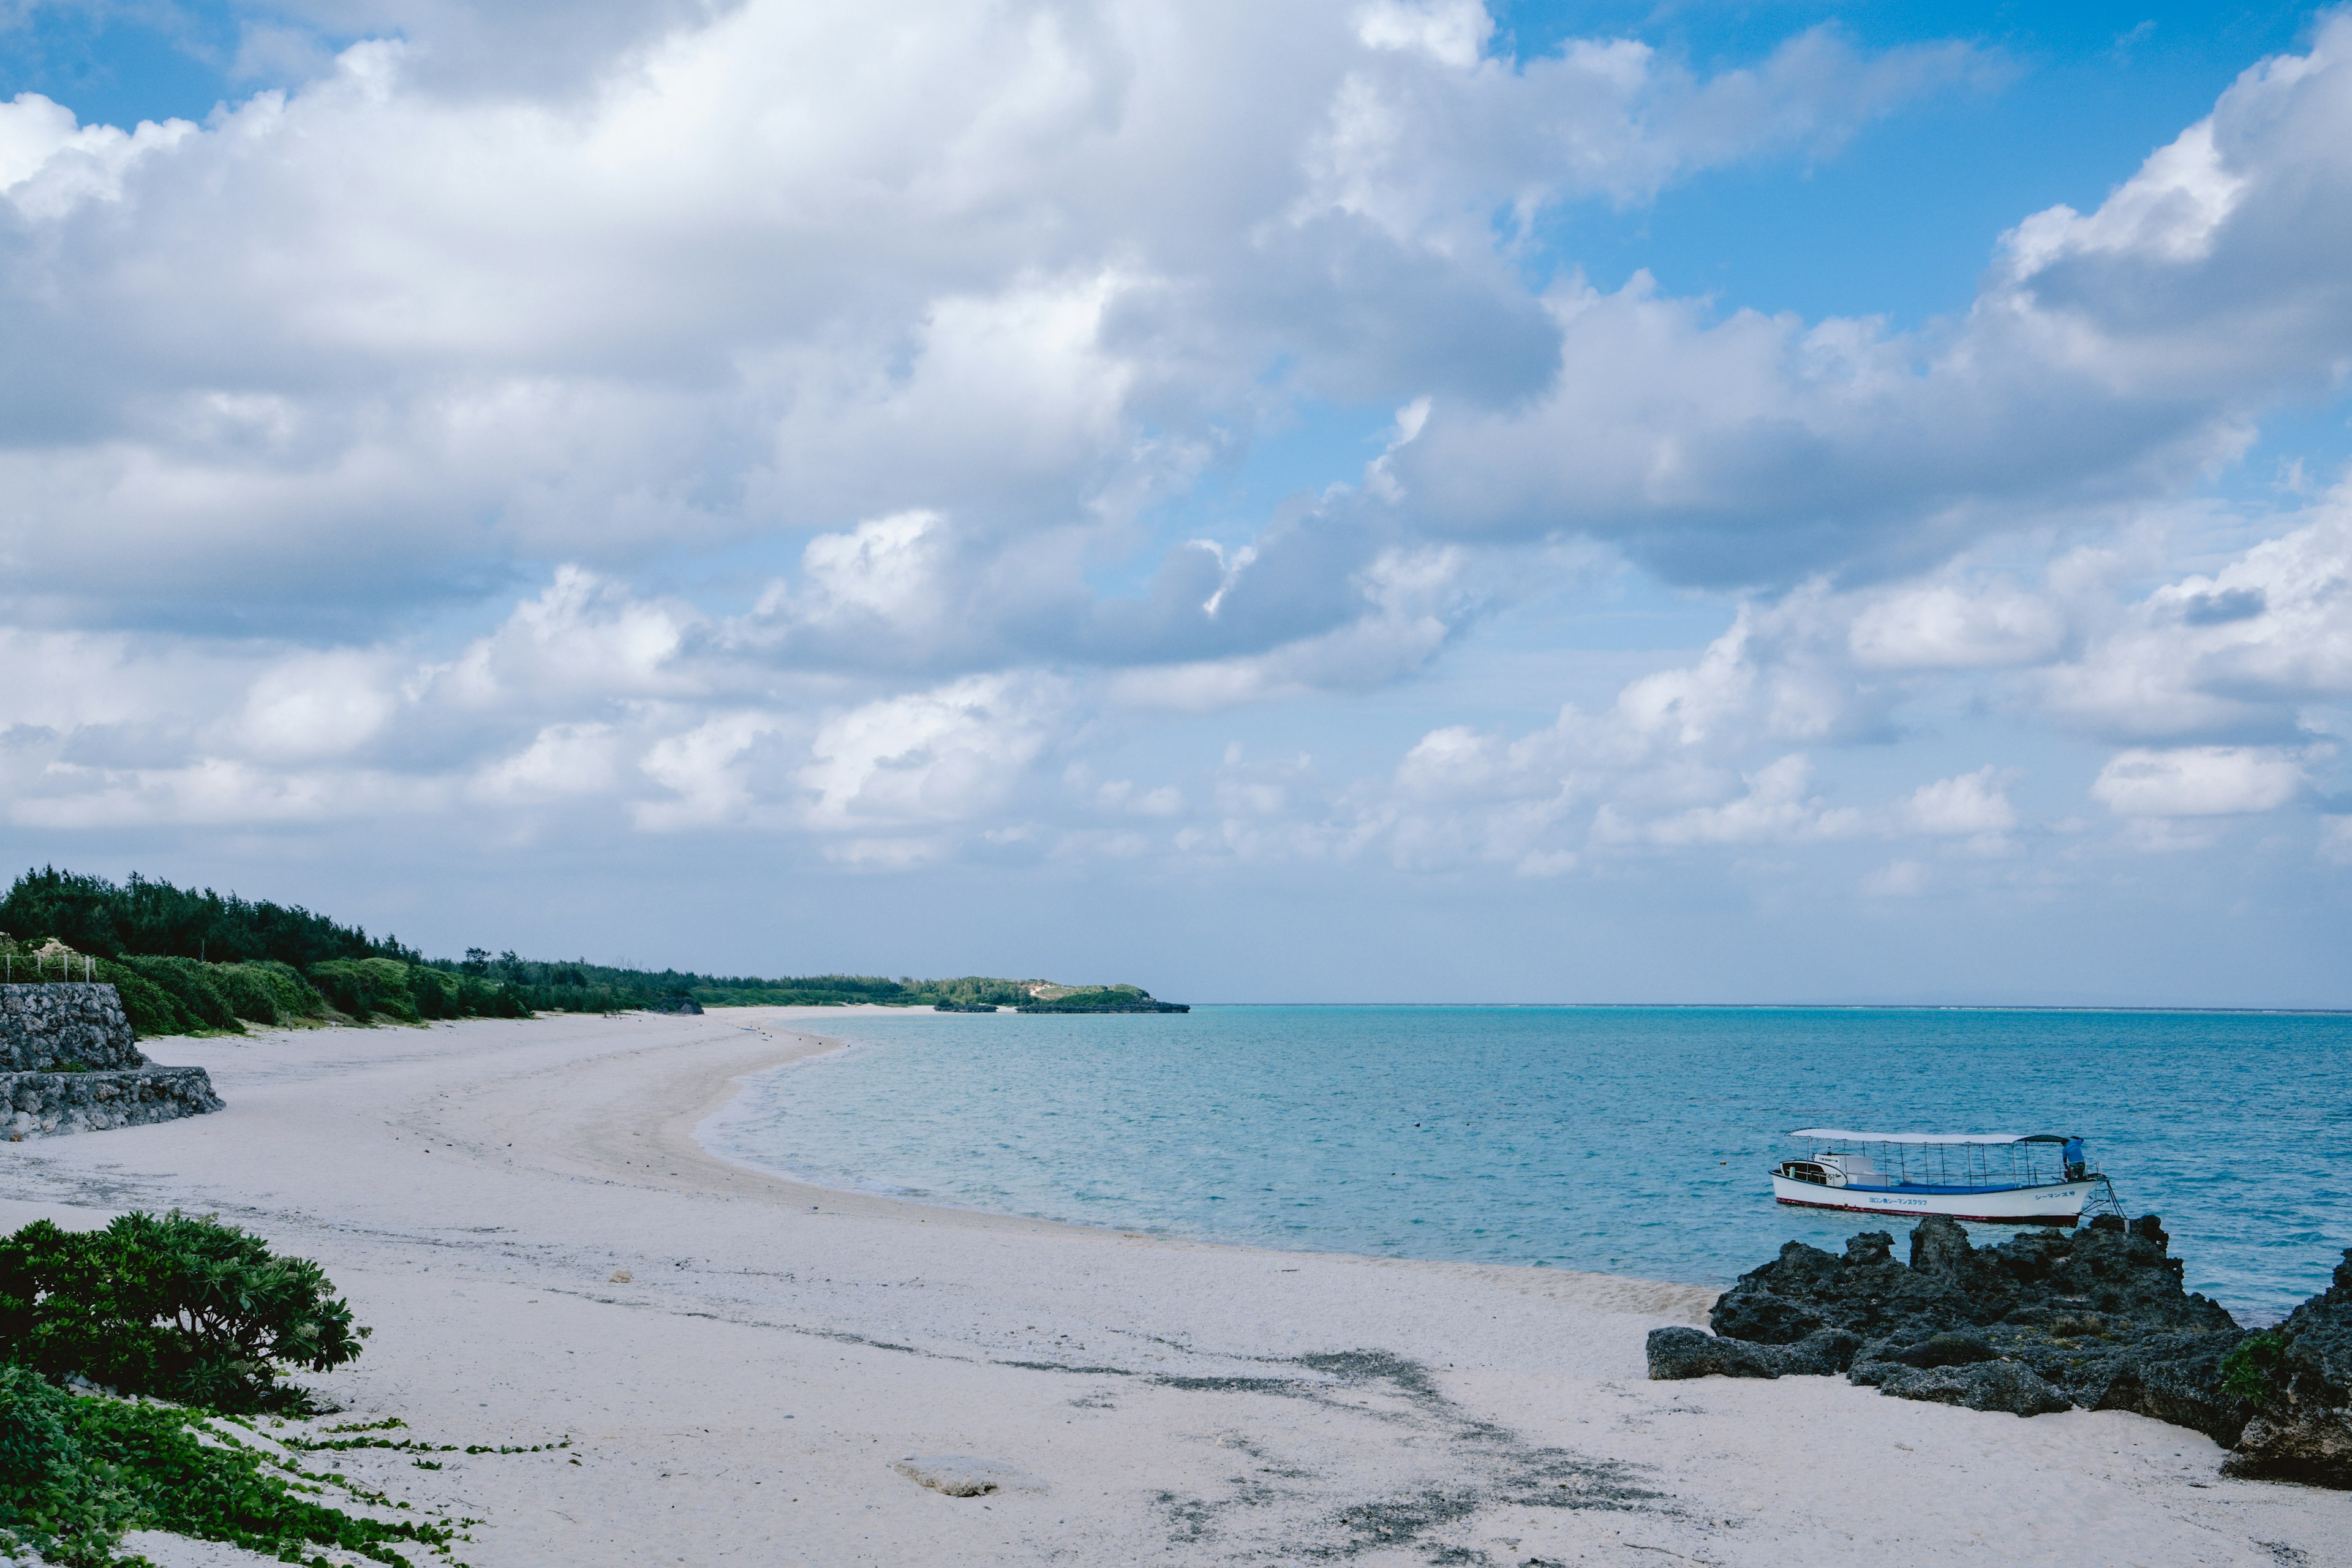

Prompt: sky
xmin=1 ymin=1 xmax=2348 ymax=1006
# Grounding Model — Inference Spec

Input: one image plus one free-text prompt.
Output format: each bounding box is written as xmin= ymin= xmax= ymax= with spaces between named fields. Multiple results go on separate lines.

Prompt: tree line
xmin=0 ymin=868 xmax=1156 ymax=1036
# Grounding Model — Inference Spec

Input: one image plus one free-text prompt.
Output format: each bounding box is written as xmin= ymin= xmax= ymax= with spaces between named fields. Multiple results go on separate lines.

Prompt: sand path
xmin=0 ymin=1008 xmax=2342 ymax=1566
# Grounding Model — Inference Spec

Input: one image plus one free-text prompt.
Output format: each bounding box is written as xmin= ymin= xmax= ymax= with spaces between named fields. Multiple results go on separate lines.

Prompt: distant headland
xmin=0 ymin=867 xmax=1182 ymax=1038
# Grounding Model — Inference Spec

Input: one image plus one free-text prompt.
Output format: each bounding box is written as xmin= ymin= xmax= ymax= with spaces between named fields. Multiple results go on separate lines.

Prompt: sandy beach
xmin=0 ymin=1008 xmax=2343 ymax=1567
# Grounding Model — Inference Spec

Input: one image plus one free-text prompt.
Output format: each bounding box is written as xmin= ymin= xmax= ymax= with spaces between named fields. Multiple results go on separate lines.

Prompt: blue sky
xmin=1 ymin=2 xmax=2348 ymax=1003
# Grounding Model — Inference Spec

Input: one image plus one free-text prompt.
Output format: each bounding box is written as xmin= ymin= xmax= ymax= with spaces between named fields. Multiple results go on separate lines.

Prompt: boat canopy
xmin=1788 ymin=1129 xmax=2070 ymax=1145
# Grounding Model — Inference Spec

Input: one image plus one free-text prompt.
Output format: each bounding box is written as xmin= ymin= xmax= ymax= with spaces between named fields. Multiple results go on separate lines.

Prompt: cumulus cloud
xmin=2090 ymin=746 xmax=2309 ymax=816
xmin=1 ymin=0 xmax=2348 ymax=918
xmin=0 ymin=93 xmax=194 ymax=217
xmin=1388 ymin=13 xmax=2352 ymax=585
xmin=1901 ymin=767 xmax=2019 ymax=838
xmin=0 ymin=0 xmax=2007 ymax=635
xmin=2039 ymin=505 xmax=2352 ymax=741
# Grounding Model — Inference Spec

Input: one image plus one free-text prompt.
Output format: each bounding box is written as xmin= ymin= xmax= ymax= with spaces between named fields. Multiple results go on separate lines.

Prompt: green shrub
xmin=240 ymin=959 xmax=325 ymax=1020
xmin=114 ymin=957 xmax=243 ymax=1035
xmin=2222 ymin=1330 xmax=2284 ymax=1403
xmin=0 ymin=1368 xmax=444 ymax=1567
xmin=409 ymin=965 xmax=456 ymax=1020
xmin=89 ymin=961 xmax=188 ymax=1039
xmin=0 ymin=1213 xmax=368 ymax=1414
xmin=207 ymin=963 xmax=284 ymax=1025
xmin=306 ymin=959 xmax=420 ymax=1023
xmin=0 ymin=1363 xmax=132 ymax=1560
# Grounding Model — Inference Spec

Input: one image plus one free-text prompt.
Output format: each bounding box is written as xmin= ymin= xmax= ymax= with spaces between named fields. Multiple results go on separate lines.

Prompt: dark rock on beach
xmin=1856 ymin=1357 xmax=2075 ymax=1417
xmin=2220 ymin=1248 xmax=2352 ymax=1488
xmin=1653 ymin=1215 xmax=2352 ymax=1488
xmin=1646 ymin=1325 xmax=1860 ymax=1381
xmin=1653 ymin=1213 xmax=2259 ymax=1448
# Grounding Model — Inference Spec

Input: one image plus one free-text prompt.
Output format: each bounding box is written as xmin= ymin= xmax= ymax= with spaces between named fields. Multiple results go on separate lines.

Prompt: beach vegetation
xmin=111 ymin=956 xmax=245 ymax=1035
xmin=89 ymin=963 xmax=184 ymax=1039
xmin=2221 ymin=1330 xmax=2285 ymax=1403
xmin=0 ymin=1212 xmax=367 ymax=1415
xmin=0 ymin=1363 xmax=456 ymax=1566
xmin=307 ymin=959 xmax=423 ymax=1026
xmin=0 ymin=867 xmax=405 ymax=970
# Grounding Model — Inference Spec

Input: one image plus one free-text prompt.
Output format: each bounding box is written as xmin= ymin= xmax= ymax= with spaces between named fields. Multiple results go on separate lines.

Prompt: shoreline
xmin=693 ymin=1012 xmax=1714 ymax=1302
xmin=0 ymin=1008 xmax=2340 ymax=1566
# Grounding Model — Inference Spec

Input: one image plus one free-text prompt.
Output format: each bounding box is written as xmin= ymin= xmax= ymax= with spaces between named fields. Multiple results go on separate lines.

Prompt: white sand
xmin=3 ymin=1008 xmax=2344 ymax=1567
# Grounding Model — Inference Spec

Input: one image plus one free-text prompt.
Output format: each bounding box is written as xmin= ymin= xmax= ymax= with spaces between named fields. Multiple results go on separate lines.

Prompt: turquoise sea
xmin=700 ymin=1006 xmax=2352 ymax=1322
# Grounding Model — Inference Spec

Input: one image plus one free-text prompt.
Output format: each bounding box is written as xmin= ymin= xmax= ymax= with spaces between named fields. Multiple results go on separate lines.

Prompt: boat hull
xmin=1771 ymin=1174 xmax=2100 ymax=1224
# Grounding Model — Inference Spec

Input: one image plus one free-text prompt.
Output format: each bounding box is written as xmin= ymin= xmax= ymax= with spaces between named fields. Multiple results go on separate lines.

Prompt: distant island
xmin=0 ymin=867 xmax=1183 ymax=1038
xmin=1007 ymin=984 xmax=1187 ymax=1014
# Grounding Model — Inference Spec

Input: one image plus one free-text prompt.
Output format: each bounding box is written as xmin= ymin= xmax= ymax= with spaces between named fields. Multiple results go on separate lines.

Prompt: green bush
xmin=0 ymin=1365 xmax=444 ymax=1567
xmin=240 ymin=959 xmax=325 ymax=1020
xmin=89 ymin=961 xmax=188 ymax=1039
xmin=409 ymin=965 xmax=457 ymax=1020
xmin=0 ymin=1213 xmax=368 ymax=1414
xmin=0 ymin=1363 xmax=130 ymax=1559
xmin=306 ymin=959 xmax=420 ymax=1024
xmin=115 ymin=957 xmax=243 ymax=1035
xmin=207 ymin=963 xmax=284 ymax=1025
xmin=2221 ymin=1330 xmax=2284 ymax=1403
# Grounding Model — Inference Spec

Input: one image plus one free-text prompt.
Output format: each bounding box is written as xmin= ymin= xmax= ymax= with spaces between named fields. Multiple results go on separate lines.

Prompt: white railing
xmin=2 ymin=954 xmax=97 ymax=983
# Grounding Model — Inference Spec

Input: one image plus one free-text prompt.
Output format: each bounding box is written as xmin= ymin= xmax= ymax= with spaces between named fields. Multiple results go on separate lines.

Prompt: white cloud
xmin=2040 ymin=505 xmax=2352 ymax=740
xmin=0 ymin=0 xmax=2346 ymax=932
xmin=1355 ymin=1 xmax=1493 ymax=69
xmin=440 ymin=567 xmax=693 ymax=709
xmin=2321 ymin=815 xmax=2352 ymax=865
xmin=1849 ymin=581 xmax=2066 ymax=670
xmin=1597 ymin=753 xmax=1864 ymax=846
xmin=636 ymin=714 xmax=785 ymax=832
xmin=231 ymin=652 xmax=401 ymax=762
xmin=0 ymin=0 xmax=2002 ymax=636
xmin=2090 ymin=746 xmax=2307 ymax=817
xmin=1901 ymin=767 xmax=2018 ymax=837
xmin=1389 ymin=14 xmax=2352 ymax=585
xmin=0 ymin=93 xmax=194 ymax=218
xmin=798 ymin=676 xmax=1063 ymax=834
xmin=470 ymin=724 xmax=622 ymax=805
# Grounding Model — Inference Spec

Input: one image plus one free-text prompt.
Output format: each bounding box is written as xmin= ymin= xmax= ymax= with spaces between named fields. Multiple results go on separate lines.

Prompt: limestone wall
xmin=0 ymin=983 xmax=221 ymax=1139
xmin=0 ymin=1066 xmax=224 ymax=1139
xmin=0 ymin=983 xmax=144 ymax=1071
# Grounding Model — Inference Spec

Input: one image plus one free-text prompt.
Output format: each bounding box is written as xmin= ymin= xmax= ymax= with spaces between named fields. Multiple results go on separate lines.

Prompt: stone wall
xmin=0 ymin=1066 xmax=224 ymax=1139
xmin=0 ymin=983 xmax=221 ymax=1139
xmin=0 ymin=983 xmax=145 ymax=1071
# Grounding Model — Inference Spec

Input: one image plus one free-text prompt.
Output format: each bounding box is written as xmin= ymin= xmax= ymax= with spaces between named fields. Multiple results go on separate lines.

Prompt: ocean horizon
xmin=704 ymin=1003 xmax=2352 ymax=1324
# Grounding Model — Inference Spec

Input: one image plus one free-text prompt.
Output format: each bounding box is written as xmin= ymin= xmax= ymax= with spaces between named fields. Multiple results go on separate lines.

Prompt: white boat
xmin=1771 ymin=1128 xmax=2113 ymax=1224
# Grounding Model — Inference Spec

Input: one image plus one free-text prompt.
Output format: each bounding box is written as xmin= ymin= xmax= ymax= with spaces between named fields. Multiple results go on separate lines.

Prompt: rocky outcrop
xmin=2221 ymin=1249 xmax=2352 ymax=1487
xmin=0 ymin=984 xmax=222 ymax=1139
xmin=1654 ymin=1215 xmax=2352 ymax=1488
xmin=1653 ymin=1215 xmax=2255 ymax=1446
xmin=1646 ymin=1325 xmax=1860 ymax=1380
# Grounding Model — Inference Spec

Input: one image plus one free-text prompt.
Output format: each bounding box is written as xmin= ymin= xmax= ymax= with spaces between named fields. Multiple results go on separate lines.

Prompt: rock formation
xmin=2220 ymin=1248 xmax=2352 ymax=1488
xmin=0 ymin=984 xmax=222 ymax=1138
xmin=1651 ymin=1214 xmax=2256 ymax=1446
